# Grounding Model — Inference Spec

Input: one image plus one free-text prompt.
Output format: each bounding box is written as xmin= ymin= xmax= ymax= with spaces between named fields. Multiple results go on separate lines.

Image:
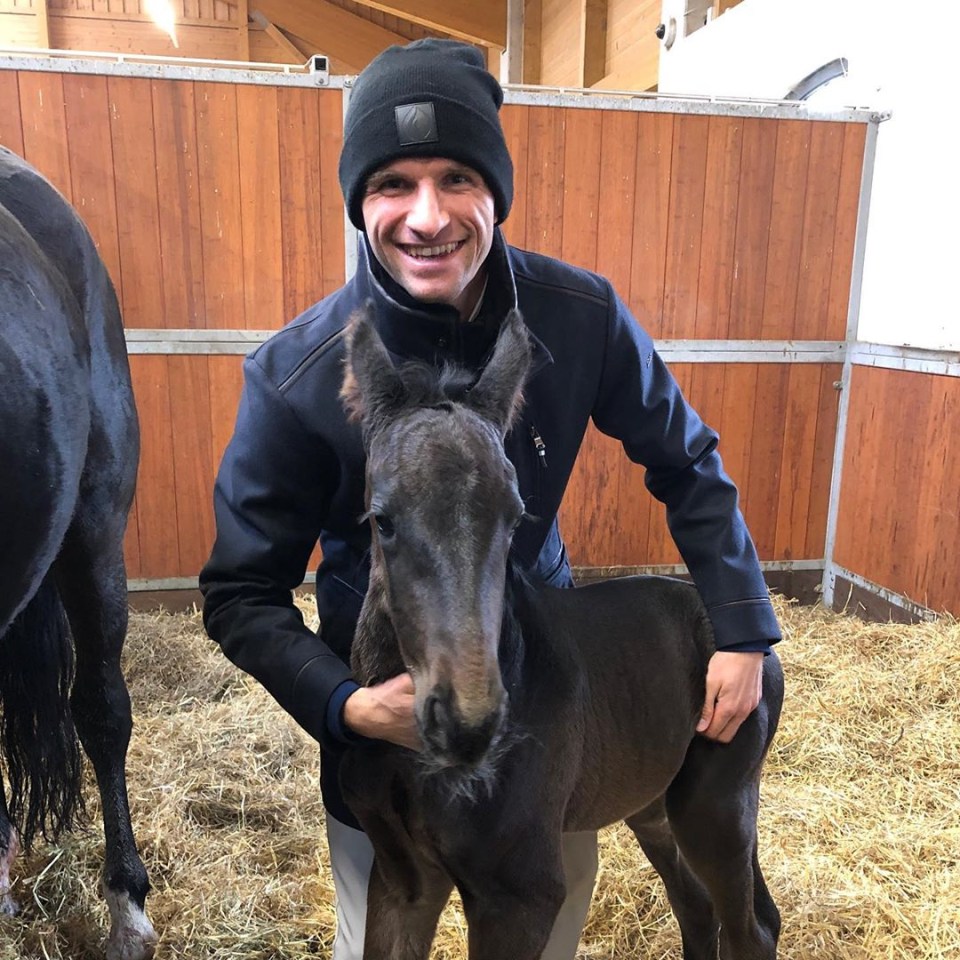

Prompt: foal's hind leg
xmin=54 ymin=535 xmax=157 ymax=960
xmin=625 ymin=801 xmax=719 ymax=960
xmin=665 ymin=675 xmax=782 ymax=960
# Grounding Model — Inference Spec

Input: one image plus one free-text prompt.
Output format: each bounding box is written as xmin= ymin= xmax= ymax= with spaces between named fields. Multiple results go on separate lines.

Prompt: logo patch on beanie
xmin=395 ymin=103 xmax=439 ymax=145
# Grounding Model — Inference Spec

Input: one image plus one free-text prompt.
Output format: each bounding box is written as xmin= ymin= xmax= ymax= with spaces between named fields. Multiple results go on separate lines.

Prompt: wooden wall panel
xmin=151 ymin=79 xmax=206 ymax=328
xmin=561 ymin=363 xmax=841 ymax=567
xmin=18 ymin=72 xmax=73 ymax=200
xmin=0 ymin=71 xmax=25 ymax=154
xmin=695 ymin=115 xmax=742 ymax=339
xmin=2 ymin=72 xmax=868 ymax=581
xmin=62 ymin=74 xmax=123 ymax=291
xmin=560 ymin=107 xmax=601 ymax=272
xmin=278 ymin=87 xmax=331 ymax=319
xmin=835 ymin=366 xmax=960 ymax=615
xmin=826 ymin=123 xmax=867 ymax=339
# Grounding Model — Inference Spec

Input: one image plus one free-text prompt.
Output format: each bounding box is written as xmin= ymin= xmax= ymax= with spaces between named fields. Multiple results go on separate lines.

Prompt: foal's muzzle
xmin=420 ymin=686 xmax=507 ymax=768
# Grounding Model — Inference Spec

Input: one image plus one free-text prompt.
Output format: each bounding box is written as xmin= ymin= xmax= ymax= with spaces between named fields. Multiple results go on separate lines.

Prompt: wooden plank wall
xmin=500 ymin=105 xmax=860 ymax=567
xmin=0 ymin=70 xmax=865 ymax=581
xmin=0 ymin=70 xmax=342 ymax=579
xmin=834 ymin=366 xmax=960 ymax=614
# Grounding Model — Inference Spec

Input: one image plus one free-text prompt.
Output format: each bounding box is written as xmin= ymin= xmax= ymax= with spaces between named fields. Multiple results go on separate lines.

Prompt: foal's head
xmin=342 ymin=305 xmax=532 ymax=771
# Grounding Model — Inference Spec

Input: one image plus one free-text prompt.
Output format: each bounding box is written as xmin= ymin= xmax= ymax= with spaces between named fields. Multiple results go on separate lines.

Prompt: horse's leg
xmin=363 ymin=856 xmax=453 ymax=960
xmin=625 ymin=801 xmax=719 ymax=960
xmin=458 ymin=831 xmax=566 ymax=960
xmin=0 ymin=783 xmax=19 ymax=917
xmin=665 ymin=675 xmax=782 ymax=960
xmin=54 ymin=536 xmax=156 ymax=960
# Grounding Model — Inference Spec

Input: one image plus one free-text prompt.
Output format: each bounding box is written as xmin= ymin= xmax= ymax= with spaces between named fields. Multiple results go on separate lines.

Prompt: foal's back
xmin=533 ymin=575 xmax=720 ymax=830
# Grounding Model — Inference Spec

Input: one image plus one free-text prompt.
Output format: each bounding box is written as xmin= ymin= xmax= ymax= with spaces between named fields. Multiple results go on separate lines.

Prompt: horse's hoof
xmin=106 ymin=925 xmax=159 ymax=960
xmin=104 ymin=888 xmax=158 ymax=960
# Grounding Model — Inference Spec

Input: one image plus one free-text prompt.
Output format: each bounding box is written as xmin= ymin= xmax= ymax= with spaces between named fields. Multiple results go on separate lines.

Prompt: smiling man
xmin=200 ymin=38 xmax=781 ymax=960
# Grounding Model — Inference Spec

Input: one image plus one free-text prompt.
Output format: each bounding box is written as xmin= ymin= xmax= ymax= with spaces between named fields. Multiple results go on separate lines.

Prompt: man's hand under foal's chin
xmin=343 ymin=672 xmax=423 ymax=750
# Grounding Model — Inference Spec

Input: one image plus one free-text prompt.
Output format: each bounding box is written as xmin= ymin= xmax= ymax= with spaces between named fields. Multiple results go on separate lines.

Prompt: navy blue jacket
xmin=200 ymin=231 xmax=781 ymax=777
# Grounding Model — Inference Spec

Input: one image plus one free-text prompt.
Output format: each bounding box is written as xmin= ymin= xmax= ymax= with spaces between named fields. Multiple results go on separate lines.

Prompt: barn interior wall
xmin=2 ymin=61 xmax=955 ymax=618
xmin=832 ymin=364 xmax=959 ymax=616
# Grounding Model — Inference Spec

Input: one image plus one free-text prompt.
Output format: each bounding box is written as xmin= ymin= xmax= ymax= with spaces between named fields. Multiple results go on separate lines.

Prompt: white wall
xmin=658 ymin=0 xmax=959 ymax=351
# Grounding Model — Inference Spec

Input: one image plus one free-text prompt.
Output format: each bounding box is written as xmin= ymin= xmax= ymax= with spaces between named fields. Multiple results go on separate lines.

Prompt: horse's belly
xmin=563 ymin=715 xmax=698 ymax=831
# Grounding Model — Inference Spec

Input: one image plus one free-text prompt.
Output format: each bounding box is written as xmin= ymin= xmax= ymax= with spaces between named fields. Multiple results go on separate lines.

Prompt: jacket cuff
xmin=707 ymin=597 xmax=782 ymax=653
xmin=325 ymin=679 xmax=365 ymax=745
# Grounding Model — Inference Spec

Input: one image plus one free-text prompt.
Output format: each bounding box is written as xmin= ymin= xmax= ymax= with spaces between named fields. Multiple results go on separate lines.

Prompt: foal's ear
xmin=469 ymin=309 xmax=532 ymax=434
xmin=341 ymin=303 xmax=405 ymax=431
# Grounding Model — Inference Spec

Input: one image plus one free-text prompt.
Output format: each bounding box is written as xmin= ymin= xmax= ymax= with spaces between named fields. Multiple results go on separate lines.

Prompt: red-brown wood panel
xmin=62 ymin=73 xmax=123 ymax=297
xmin=804 ymin=364 xmax=841 ymax=558
xmin=195 ymin=82 xmax=245 ymax=329
xmin=773 ymin=363 xmax=822 ymax=559
xmin=168 ymin=355 xmax=216 ymax=575
xmin=795 ymin=122 xmax=845 ymax=339
xmin=0 ymin=70 xmax=25 ymax=156
xmin=743 ymin=365 xmax=790 ymax=558
xmin=560 ymin=107 xmax=601 ymax=273
xmin=18 ymin=71 xmax=73 ymax=201
xmin=524 ymin=105 xmax=565 ymax=260
xmin=729 ymin=117 xmax=777 ymax=340
xmin=124 ymin=494 xmax=143 ymax=579
xmin=237 ymin=84 xmax=284 ymax=331
xmin=152 ymin=79 xmax=206 ymax=329
xmin=595 ymin=109 xmax=637 ymax=304
xmin=499 ymin=103 xmax=528 ymax=250
xmin=661 ymin=114 xmax=709 ymax=339
xmin=826 ymin=123 xmax=866 ymax=340
xmin=695 ymin=115 xmax=743 ymax=339
xmin=278 ymin=86 xmax=327 ymax=321
xmin=108 ymin=75 xmax=166 ymax=328
xmin=129 ymin=356 xmax=180 ymax=577
xmin=317 ymin=88 xmax=346 ymax=296
xmin=628 ymin=112 xmax=674 ymax=338
xmin=761 ymin=119 xmax=811 ymax=339
xmin=835 ymin=366 xmax=960 ymax=615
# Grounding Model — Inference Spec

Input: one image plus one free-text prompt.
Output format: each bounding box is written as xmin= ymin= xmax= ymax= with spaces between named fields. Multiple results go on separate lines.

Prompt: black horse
xmin=0 ymin=147 xmax=156 ymax=959
xmin=338 ymin=305 xmax=784 ymax=960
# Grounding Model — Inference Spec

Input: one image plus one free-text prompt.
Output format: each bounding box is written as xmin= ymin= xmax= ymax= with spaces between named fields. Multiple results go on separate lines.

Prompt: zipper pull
xmin=530 ymin=425 xmax=548 ymax=469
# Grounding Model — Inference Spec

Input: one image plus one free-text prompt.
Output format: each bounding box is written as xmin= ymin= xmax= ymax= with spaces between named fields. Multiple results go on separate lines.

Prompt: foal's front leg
xmin=364 ymin=854 xmax=453 ymax=960
xmin=458 ymin=830 xmax=567 ymax=960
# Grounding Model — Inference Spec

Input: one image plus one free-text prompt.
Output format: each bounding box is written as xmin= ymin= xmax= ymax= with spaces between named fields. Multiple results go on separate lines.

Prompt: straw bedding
xmin=0 ymin=594 xmax=957 ymax=959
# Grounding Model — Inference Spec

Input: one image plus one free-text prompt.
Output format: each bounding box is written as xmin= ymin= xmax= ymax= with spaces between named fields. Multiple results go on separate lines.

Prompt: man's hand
xmin=342 ymin=673 xmax=422 ymax=751
xmin=696 ymin=650 xmax=764 ymax=743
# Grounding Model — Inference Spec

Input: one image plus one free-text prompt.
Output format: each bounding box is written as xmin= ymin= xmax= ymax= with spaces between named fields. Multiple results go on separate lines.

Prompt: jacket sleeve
xmin=591 ymin=287 xmax=781 ymax=652
xmin=199 ymin=354 xmax=356 ymax=752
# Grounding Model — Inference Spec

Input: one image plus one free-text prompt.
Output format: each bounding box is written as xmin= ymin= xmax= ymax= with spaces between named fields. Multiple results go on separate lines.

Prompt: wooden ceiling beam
xmin=580 ymin=0 xmax=607 ymax=87
xmin=348 ymin=0 xmax=507 ymax=48
xmin=250 ymin=10 xmax=303 ymax=64
xmin=254 ymin=0 xmax=409 ymax=73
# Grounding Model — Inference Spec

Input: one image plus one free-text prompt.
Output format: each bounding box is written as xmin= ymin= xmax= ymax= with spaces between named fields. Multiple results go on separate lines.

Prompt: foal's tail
xmin=0 ymin=573 xmax=85 ymax=850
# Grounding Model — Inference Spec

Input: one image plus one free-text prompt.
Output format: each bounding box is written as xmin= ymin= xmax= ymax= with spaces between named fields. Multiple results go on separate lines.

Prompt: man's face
xmin=361 ymin=157 xmax=496 ymax=318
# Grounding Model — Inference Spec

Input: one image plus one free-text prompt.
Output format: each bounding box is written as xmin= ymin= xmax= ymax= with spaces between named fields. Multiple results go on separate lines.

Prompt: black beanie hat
xmin=339 ymin=38 xmax=514 ymax=230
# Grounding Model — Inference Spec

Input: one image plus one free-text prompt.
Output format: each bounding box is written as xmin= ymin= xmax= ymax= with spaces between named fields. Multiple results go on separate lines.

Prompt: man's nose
xmin=406 ymin=183 xmax=448 ymax=236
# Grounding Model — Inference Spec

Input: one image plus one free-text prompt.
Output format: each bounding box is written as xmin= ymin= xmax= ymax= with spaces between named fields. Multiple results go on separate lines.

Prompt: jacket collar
xmin=353 ymin=229 xmax=553 ymax=377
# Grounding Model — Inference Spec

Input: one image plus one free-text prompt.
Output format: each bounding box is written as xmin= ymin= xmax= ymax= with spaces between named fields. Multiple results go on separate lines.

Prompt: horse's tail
xmin=0 ymin=573 xmax=85 ymax=850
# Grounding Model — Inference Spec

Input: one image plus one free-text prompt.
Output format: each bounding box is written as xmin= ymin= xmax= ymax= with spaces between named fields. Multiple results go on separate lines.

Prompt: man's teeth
xmin=404 ymin=241 xmax=460 ymax=257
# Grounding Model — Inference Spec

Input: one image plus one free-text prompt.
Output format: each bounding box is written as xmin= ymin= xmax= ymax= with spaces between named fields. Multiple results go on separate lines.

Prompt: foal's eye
xmin=375 ymin=515 xmax=395 ymax=539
